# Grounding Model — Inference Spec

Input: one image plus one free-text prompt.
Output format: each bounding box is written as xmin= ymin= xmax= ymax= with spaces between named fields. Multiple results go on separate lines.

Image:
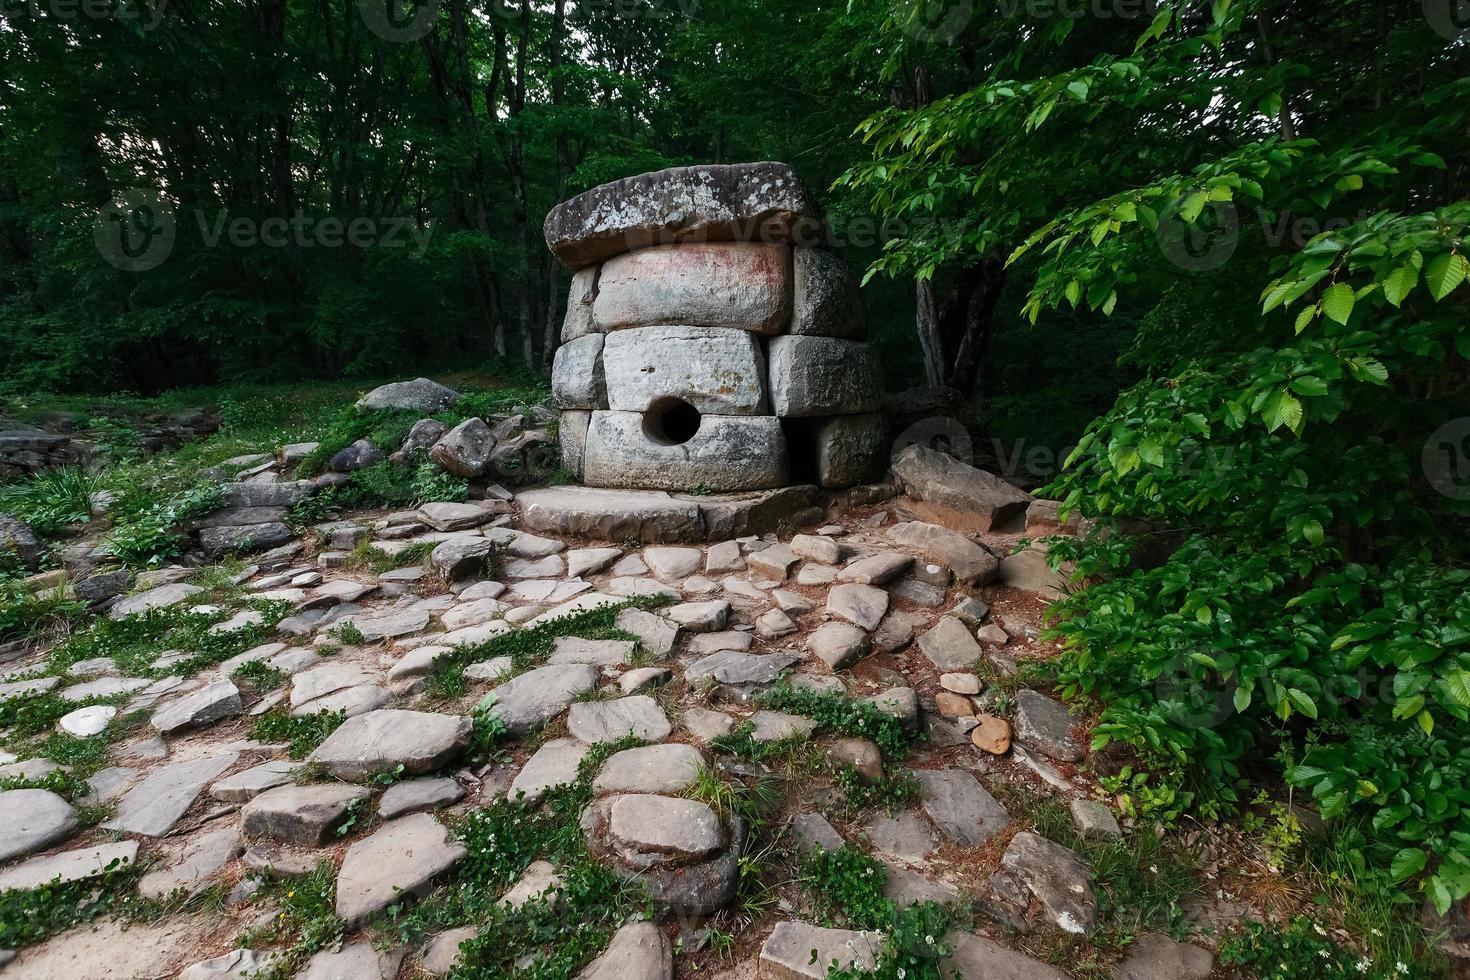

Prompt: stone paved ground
xmin=0 ymin=460 xmax=1231 ymax=979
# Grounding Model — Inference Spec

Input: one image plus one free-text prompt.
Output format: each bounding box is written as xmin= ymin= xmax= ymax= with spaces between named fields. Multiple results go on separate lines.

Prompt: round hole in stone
xmin=644 ymin=397 xmax=702 ymax=446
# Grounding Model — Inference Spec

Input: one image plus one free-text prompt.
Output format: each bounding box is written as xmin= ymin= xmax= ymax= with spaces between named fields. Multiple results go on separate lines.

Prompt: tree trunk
xmin=542 ymin=0 xmax=569 ymax=373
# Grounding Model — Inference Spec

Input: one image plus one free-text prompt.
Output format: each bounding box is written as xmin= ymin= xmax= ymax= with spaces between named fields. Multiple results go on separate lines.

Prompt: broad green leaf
xmin=1426 ymin=252 xmax=1468 ymax=301
xmin=1321 ymin=283 xmax=1355 ymax=325
xmin=1383 ymin=264 xmax=1419 ymax=307
xmin=1391 ymin=848 xmax=1427 ymax=882
xmin=1286 ymin=688 xmax=1318 ymax=719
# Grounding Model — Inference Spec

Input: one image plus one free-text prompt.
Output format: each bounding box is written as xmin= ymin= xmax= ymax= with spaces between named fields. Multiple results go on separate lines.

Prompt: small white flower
xmin=1319 ymin=949 xmax=1330 ymax=958
xmin=1314 ymin=923 xmax=1328 ymax=937
xmin=1356 ymin=957 xmax=1372 ymax=973
xmin=1396 ymin=963 xmax=1409 ymax=975
xmin=1149 ymin=865 xmax=1159 ymax=873
xmin=925 ymin=935 xmax=934 ymax=945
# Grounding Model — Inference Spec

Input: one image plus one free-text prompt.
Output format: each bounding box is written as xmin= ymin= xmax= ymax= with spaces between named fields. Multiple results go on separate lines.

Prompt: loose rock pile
xmin=546 ymin=163 xmax=889 ymax=493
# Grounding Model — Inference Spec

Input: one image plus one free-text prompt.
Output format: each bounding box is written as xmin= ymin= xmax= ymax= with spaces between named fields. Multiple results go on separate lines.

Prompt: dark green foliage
xmin=43 ymin=600 xmax=289 ymax=680
xmin=0 ymin=468 xmax=99 ymax=537
xmin=105 ymin=481 xmax=227 ymax=568
xmin=232 ymin=659 xmax=286 ymax=691
xmin=0 ymin=578 xmax=85 ymax=643
xmin=1219 ymin=918 xmax=1389 ymax=980
xmin=252 ymin=709 xmax=348 ymax=759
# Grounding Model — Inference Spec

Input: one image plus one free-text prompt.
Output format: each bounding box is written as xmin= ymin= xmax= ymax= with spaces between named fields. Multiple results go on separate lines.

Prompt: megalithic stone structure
xmin=544 ymin=162 xmax=888 ymax=493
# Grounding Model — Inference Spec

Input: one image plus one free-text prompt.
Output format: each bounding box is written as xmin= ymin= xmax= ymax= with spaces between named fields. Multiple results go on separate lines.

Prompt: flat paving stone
xmin=60 ymin=676 xmax=149 ymax=702
xmin=863 ymin=810 xmax=935 ymax=862
xmin=593 ymin=743 xmax=703 ymax=795
xmin=567 ymin=695 xmax=672 ymax=744
xmin=827 ymin=583 xmax=888 ymax=632
xmin=211 ymin=760 xmax=295 ymax=803
xmin=1014 ymin=689 xmax=1083 ymax=762
xmin=110 ymin=583 xmax=204 ymax=619
xmin=104 ymin=753 xmax=239 ymax=837
xmin=478 ymin=663 xmax=600 ymax=735
xmin=917 ymin=616 xmax=983 ymax=671
xmin=241 ymin=783 xmax=373 ymax=845
xmin=138 ymin=826 xmax=241 ymax=900
xmin=335 ymin=812 xmax=466 ymax=927
xmin=508 ymin=738 xmax=591 ymax=805
xmin=0 ymin=788 xmax=77 ymax=862
xmin=548 ymin=636 xmax=635 ymax=667
xmin=307 ymin=709 xmax=472 ymax=782
xmin=379 ymin=776 xmax=465 ymax=819
xmin=749 ymin=710 xmax=817 ymax=743
xmin=290 ymin=663 xmax=373 ymax=707
xmin=608 ymin=794 xmax=724 ymax=861
xmin=807 ymin=622 xmax=870 ymax=671
xmin=291 ymin=683 xmax=389 ymax=718
xmin=299 ymin=943 xmax=406 ymax=980
xmin=916 ymin=768 xmax=1010 ymax=846
xmin=578 ymin=920 xmax=673 ymax=980
xmin=837 ymin=553 xmax=912 ymax=585
xmin=152 ymin=680 xmax=242 ymax=734
xmin=760 ymin=921 xmax=881 ymax=979
xmin=0 ymin=841 xmax=138 ymax=891
xmin=940 ymin=930 xmax=1067 ymax=980
xmin=566 ymin=547 xmax=622 ymax=578
xmin=616 ymin=608 xmax=679 ymax=657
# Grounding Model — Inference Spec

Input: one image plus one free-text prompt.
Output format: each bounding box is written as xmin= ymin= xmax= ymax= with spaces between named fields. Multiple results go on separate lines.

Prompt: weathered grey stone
xmin=578 ymin=920 xmax=673 ymax=980
xmin=688 ymin=629 xmax=753 ymax=654
xmin=479 ymin=663 xmax=600 ymax=735
xmin=941 ymin=673 xmax=982 ymax=695
xmin=989 ymin=831 xmax=1098 ymax=935
xmin=74 ymin=569 xmax=134 ymax=604
xmin=940 ymin=931 xmax=1068 ymax=980
xmin=593 ymin=743 xmax=703 ymax=795
xmin=241 ymin=783 xmax=373 ymax=845
xmin=807 ymin=621 xmax=870 ymax=671
xmin=667 ymin=599 xmax=730 ymax=632
xmin=335 ymin=812 xmax=466 ymax=927
xmin=749 ymin=710 xmax=817 ymax=742
xmin=567 ymin=547 xmax=621 ymax=578
xmin=837 ymin=553 xmax=913 ymax=586
xmin=568 ymin=696 xmax=672 ymax=744
xmin=418 ymin=501 xmax=495 ymax=533
xmin=109 ymin=582 xmax=204 ymax=619
xmin=510 ymin=738 xmax=591 ymax=804
xmin=357 ymin=378 xmax=461 ymax=413
xmin=865 ymin=686 xmax=920 ymax=730
xmin=290 ymin=663 xmax=373 ymax=707
xmin=916 ymin=769 xmax=1009 ymax=846
xmin=211 ymin=759 xmax=295 ymax=802
xmin=892 ymin=578 xmax=946 ymax=608
xmin=549 ymin=637 xmax=635 ymax=667
xmin=759 ymin=922 xmax=881 ymax=980
xmin=584 ymin=411 xmax=789 ymax=492
xmin=863 ymin=810 xmax=935 ymax=862
xmin=562 ymin=265 xmax=600 ymax=342
xmin=609 ymin=794 xmax=725 ymax=861
xmin=179 ymin=949 xmax=280 ymax=980
xmin=292 ymin=683 xmax=389 ymax=719
xmin=887 ymin=521 xmax=999 ymax=584
xmin=807 ymin=413 xmax=888 ymax=488
xmin=892 ymin=445 xmax=1033 ymax=533
xmin=390 ymin=418 xmax=450 ymax=465
xmin=918 ymin=616 xmax=983 ymax=671
xmin=307 ymin=709 xmax=473 ymax=782
xmin=0 ymin=676 xmax=59 ymax=703
xmin=883 ymin=862 xmax=960 ymax=908
xmin=1112 ymin=934 xmax=1215 ymax=980
xmin=500 ymin=859 xmax=562 ymax=910
xmin=422 ymin=927 xmax=479 ymax=976
xmin=747 ymin=542 xmax=799 ymax=579
xmin=791 ymin=246 xmax=866 ymax=339
xmin=552 ymin=334 xmax=608 ymax=410
xmin=827 ymin=583 xmax=888 ymax=632
xmin=432 ymin=536 xmax=497 ymax=580
xmin=642 ymin=546 xmax=705 ymax=581
xmin=194 ymin=505 xmax=289 ymax=528
xmin=604 ymin=324 xmax=770 ymax=415
xmin=300 ymin=943 xmax=406 ymax=980
xmin=560 ymin=409 xmax=591 ymax=480
xmin=0 ymin=841 xmax=138 ymax=891
xmin=595 ymin=243 xmax=791 ymax=335
xmin=789 ymin=812 xmax=845 ymax=854
xmin=104 ymin=753 xmax=239 ymax=837
xmin=152 ymin=680 xmax=242 ymax=734
xmin=997 ymin=547 xmax=1070 ymax=600
xmin=138 ymin=826 xmax=241 ymax=900
xmin=951 ymin=595 xmax=990 ymax=627
xmin=685 ymin=650 xmax=799 ymax=692
xmin=767 ymin=336 xmax=882 ymax=418
xmin=201 ymin=522 xmax=296 ymax=556
xmin=0 ymin=513 xmax=42 ymax=571
xmin=0 ymin=789 xmax=77 ymax=861
xmin=772 ymin=588 xmax=813 ymax=614
xmin=431 ymin=418 xmax=496 ymax=478
xmin=380 ymin=777 xmax=465 ymax=819
xmin=825 ymin=737 xmax=882 ymax=784
xmin=1072 ymin=798 xmax=1123 ymax=841
xmin=226 ymin=481 xmax=316 ymax=507
xmin=789 ymin=533 xmax=840 ymax=564
xmin=615 ymin=607 xmax=681 ymax=657
xmin=1014 ymin=690 xmax=1083 ymax=763
xmin=329 ymin=438 xmax=384 ymax=473
xmin=520 ymin=486 xmax=704 ymax=542
xmin=544 ymin=161 xmax=820 ymax=269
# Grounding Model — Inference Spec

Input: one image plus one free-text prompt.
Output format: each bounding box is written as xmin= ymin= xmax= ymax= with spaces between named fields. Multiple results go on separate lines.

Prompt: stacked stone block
xmin=545 ymin=163 xmax=887 ymax=493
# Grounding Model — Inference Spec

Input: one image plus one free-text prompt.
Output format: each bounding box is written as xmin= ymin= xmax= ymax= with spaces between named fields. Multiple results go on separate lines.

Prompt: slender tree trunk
xmin=507 ymin=0 xmax=536 ymax=370
xmin=542 ymin=0 xmax=569 ymax=372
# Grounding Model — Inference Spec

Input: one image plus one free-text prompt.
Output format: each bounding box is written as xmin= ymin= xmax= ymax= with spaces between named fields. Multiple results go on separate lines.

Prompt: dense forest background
xmin=0 ymin=0 xmax=1134 ymax=455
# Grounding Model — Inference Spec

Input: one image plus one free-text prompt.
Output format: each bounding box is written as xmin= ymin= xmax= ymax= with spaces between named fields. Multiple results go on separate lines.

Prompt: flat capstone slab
xmin=543 ymin=161 xmax=820 ymax=269
xmin=567 ymin=696 xmax=673 ymax=744
xmin=592 ymin=743 xmax=704 ymax=796
xmin=241 ymin=783 xmax=373 ymax=846
xmin=0 ymin=788 xmax=78 ymax=862
xmin=608 ymin=794 xmax=725 ymax=860
xmin=335 ymin=812 xmax=466 ymax=928
xmin=516 ymin=485 xmax=816 ymax=544
xmin=478 ymin=663 xmax=600 ymax=735
xmin=307 ymin=709 xmax=473 ymax=782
